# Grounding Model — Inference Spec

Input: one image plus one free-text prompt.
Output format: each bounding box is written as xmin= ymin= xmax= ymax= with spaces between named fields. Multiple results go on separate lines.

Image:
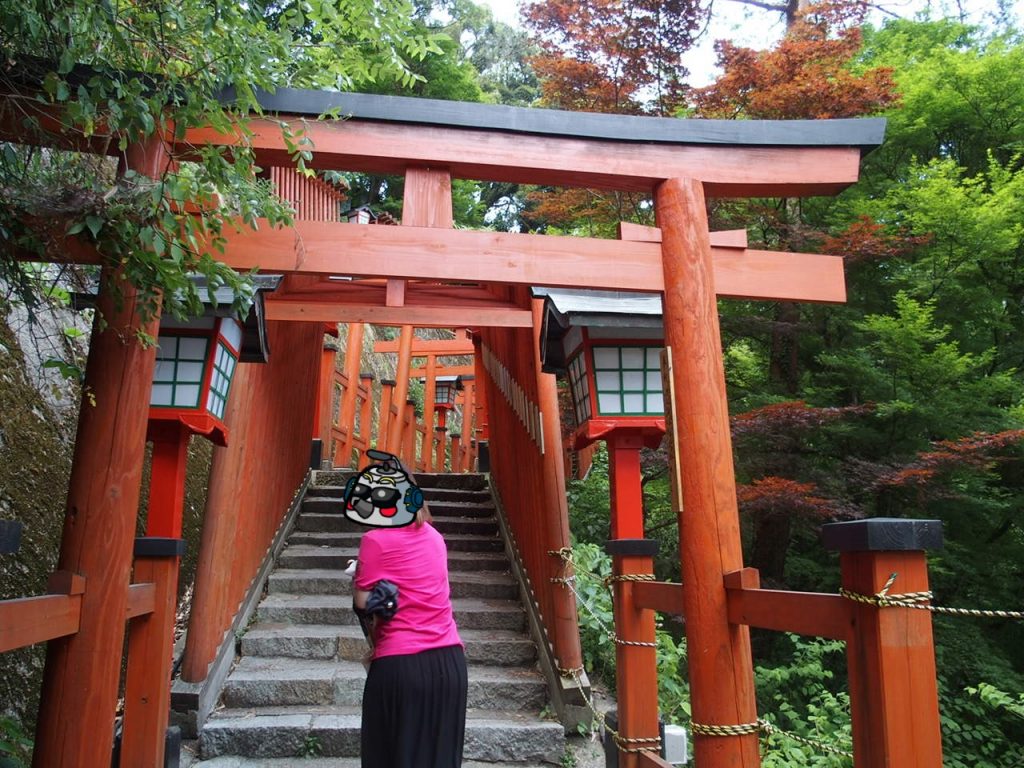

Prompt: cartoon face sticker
xmin=343 ymin=450 xmax=424 ymax=528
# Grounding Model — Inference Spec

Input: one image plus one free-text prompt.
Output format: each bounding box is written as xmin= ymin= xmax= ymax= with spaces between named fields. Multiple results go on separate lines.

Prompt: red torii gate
xmin=0 ymin=84 xmax=943 ymax=768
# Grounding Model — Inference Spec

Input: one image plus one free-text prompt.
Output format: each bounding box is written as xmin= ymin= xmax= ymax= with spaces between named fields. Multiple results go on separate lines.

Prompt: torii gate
xmin=1 ymin=84 xmax=943 ymax=768
xmin=372 ymin=333 xmax=476 ymax=470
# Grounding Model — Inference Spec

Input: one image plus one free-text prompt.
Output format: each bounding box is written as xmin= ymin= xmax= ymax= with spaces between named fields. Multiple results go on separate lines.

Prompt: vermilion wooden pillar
xmin=423 ymin=354 xmax=437 ymax=471
xmin=450 ymin=433 xmax=462 ymax=472
xmin=385 ymin=326 xmax=414 ymax=453
xmin=337 ymin=322 xmax=364 ymax=467
xmin=656 ymin=177 xmax=760 ymax=767
xmin=33 ymin=142 xmax=165 ymax=768
xmin=605 ymin=430 xmax=661 ymax=768
xmin=823 ymin=518 xmax=944 ymax=767
xmin=314 ymin=340 xmax=338 ymax=453
xmin=531 ymin=298 xmax=585 ymax=675
xmin=377 ymin=379 xmax=396 ymax=451
xmin=121 ymin=422 xmax=189 ymax=766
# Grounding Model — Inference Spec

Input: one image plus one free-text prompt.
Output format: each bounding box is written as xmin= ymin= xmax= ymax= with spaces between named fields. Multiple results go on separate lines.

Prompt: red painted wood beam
xmin=724 ymin=569 xmax=854 ymax=641
xmin=409 ymin=364 xmax=474 ymax=378
xmin=18 ymin=220 xmax=846 ymax=303
xmin=266 ymin=300 xmax=532 ymax=328
xmin=373 ymin=338 xmax=475 ymax=355
xmin=183 ymin=118 xmax=865 ymax=197
xmin=0 ymin=595 xmax=82 ymax=652
xmin=631 ymin=581 xmax=686 ymax=616
xmin=209 ymin=221 xmax=846 ymax=302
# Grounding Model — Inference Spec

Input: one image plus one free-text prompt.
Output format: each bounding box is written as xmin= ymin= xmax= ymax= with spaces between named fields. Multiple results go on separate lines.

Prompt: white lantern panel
xmin=646 ymin=348 xmax=661 ymax=367
xmin=647 ymin=371 xmax=662 ymax=390
xmin=151 ymin=384 xmax=174 ymax=406
xmin=179 ymin=337 xmax=208 ymax=361
xmin=174 ymin=384 xmax=201 ymax=407
xmin=593 ymin=348 xmax=619 ymax=369
xmin=621 ymin=348 xmax=644 ymax=369
xmin=622 ymin=371 xmax=645 ymax=391
xmin=153 ymin=361 xmax=176 ymax=382
xmin=177 ymin=362 xmax=205 ymax=383
xmin=647 ymin=394 xmax=665 ymax=413
xmin=623 ymin=393 xmax=645 ymax=412
xmin=219 ymin=318 xmax=244 ymax=355
xmin=598 ymin=392 xmax=622 ymax=413
xmin=596 ymin=371 xmax=619 ymax=391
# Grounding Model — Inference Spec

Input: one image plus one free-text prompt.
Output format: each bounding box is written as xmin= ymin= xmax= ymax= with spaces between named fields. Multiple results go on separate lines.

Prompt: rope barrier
xmin=840 ymin=572 xmax=1024 ymax=619
xmin=550 ymin=545 xmax=855 ymax=760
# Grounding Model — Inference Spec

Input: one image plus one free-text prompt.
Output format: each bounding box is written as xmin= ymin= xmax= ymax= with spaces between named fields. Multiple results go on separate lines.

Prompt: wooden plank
xmin=632 ymin=581 xmax=686 ymax=616
xmin=385 ymin=279 xmax=406 ymax=307
xmin=409 ymin=364 xmax=475 ymax=378
xmin=211 ymin=221 xmax=847 ymax=302
xmin=726 ymin=587 xmax=853 ymax=640
xmin=373 ymin=338 xmax=476 ymax=354
xmin=184 ymin=118 xmax=867 ymax=197
xmin=126 ymin=583 xmax=156 ymax=619
xmin=266 ymin=301 xmax=532 ymax=328
xmin=0 ymin=594 xmax=82 ymax=651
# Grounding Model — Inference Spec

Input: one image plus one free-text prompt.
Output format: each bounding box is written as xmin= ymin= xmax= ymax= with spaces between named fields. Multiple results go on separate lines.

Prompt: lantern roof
xmin=535 ymin=288 xmax=664 ymax=375
xmin=189 ymin=275 xmax=282 ymax=363
xmin=73 ymin=274 xmax=281 ymax=363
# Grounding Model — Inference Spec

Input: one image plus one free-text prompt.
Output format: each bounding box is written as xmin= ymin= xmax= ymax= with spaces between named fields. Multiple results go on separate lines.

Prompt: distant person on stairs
xmin=347 ymin=450 xmax=468 ymax=768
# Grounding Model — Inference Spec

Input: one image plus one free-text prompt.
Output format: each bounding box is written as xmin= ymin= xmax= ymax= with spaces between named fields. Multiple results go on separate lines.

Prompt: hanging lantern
xmin=538 ymin=288 xmax=666 ymax=449
xmin=149 ymin=315 xmax=243 ymax=446
xmin=433 ymin=375 xmax=462 ymax=412
xmin=146 ymin=275 xmax=278 ymax=445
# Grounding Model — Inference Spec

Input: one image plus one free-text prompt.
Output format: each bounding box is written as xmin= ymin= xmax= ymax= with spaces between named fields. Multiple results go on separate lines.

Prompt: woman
xmin=353 ymin=494 xmax=468 ymax=768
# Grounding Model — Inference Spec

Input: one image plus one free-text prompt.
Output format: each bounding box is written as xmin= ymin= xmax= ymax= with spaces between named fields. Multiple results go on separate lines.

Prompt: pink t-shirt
xmin=354 ymin=523 xmax=462 ymax=659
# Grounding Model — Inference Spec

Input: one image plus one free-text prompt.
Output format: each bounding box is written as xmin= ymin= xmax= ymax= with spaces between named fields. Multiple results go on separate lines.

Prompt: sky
xmin=476 ymin=0 xmax=1024 ymax=86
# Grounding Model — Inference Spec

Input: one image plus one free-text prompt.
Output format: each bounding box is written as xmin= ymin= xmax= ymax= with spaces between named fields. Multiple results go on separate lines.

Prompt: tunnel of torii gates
xmin=0 ymin=84 xmax=949 ymax=768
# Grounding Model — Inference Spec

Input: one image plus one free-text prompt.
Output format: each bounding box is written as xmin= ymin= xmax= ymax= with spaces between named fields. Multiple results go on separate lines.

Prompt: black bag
xmin=364 ymin=579 xmax=400 ymax=619
xmin=354 ymin=579 xmax=400 ymax=643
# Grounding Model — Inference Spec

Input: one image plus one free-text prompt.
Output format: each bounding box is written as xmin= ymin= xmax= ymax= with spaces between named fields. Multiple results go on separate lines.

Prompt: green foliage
xmin=298 ymin=733 xmax=323 ymax=758
xmin=0 ymin=0 xmax=443 ymax=322
xmin=568 ymin=543 xmax=690 ymax=724
xmin=0 ymin=716 xmax=31 ymax=768
xmin=755 ymin=635 xmax=852 ymax=767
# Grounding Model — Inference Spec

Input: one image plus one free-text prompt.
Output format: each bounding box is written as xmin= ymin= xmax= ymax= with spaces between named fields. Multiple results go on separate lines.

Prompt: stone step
xmin=287 ymin=530 xmax=504 ymax=553
xmin=241 ymin=624 xmax=536 ymax=667
xmin=200 ymin=706 xmax=564 ymax=763
xmin=278 ymin=546 xmax=510 ymax=572
xmin=297 ymin=512 xmax=498 ymax=535
xmin=302 ymin=492 xmax=494 ymax=516
xmin=193 ymin=758 xmax=554 ymax=768
xmin=268 ymin=568 xmax=518 ymax=600
xmin=192 ymin=758 xmax=556 ymax=768
xmin=222 ymin=657 xmax=547 ymax=711
xmin=413 ymin=472 xmax=489 ymax=491
xmin=257 ymin=594 xmax=527 ymax=631
xmin=422 ymin=486 xmax=493 ymax=503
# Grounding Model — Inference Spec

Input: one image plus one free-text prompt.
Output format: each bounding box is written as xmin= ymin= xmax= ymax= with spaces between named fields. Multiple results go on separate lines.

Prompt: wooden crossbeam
xmin=214 ymin=221 xmax=846 ymax=303
xmin=184 ymin=118 xmax=866 ymax=197
xmin=372 ymin=338 xmax=475 ymax=355
xmin=264 ymin=300 xmax=530 ymax=327
xmin=409 ymin=364 xmax=474 ymax=378
xmin=20 ymin=218 xmax=846 ymax=303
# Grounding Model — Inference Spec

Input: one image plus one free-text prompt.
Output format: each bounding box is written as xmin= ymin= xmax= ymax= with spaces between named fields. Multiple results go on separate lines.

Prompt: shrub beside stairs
xmin=192 ymin=471 xmax=566 ymax=766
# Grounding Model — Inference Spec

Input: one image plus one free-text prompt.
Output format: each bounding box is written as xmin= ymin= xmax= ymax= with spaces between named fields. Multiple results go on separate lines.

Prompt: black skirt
xmin=361 ymin=644 xmax=469 ymax=768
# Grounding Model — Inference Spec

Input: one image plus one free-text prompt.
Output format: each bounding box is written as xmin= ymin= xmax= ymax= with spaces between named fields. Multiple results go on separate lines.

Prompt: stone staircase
xmin=194 ymin=472 xmax=565 ymax=766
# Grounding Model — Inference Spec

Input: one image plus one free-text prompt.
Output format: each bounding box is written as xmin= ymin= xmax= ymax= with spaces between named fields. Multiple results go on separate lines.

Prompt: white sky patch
xmin=475 ymin=0 xmax=1023 ymax=87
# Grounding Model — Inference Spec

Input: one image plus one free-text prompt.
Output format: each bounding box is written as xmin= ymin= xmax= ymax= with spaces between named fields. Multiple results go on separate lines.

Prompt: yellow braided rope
xmin=603 ymin=572 xmax=657 ymax=587
xmin=840 ymin=572 xmax=1024 ymax=619
xmin=690 ymin=719 xmax=853 ymax=759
